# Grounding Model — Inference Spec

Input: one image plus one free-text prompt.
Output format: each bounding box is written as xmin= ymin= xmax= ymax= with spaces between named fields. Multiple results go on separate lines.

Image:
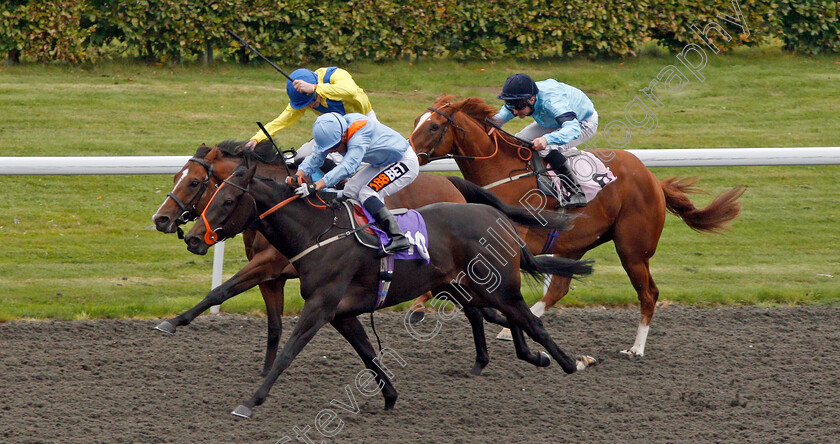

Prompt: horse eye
xmin=430 ymin=123 xmax=441 ymax=131
xmin=190 ymin=179 xmax=200 ymax=187
xmin=224 ymin=198 xmax=234 ymax=206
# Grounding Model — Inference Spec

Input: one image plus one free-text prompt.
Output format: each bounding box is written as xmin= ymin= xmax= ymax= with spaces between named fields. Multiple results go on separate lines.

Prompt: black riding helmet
xmin=498 ymin=73 xmax=538 ymax=114
xmin=498 ymin=73 xmax=539 ymax=101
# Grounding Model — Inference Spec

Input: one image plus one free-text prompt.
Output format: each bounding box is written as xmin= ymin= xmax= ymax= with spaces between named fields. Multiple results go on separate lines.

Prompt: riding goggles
xmin=504 ymin=99 xmax=531 ymax=112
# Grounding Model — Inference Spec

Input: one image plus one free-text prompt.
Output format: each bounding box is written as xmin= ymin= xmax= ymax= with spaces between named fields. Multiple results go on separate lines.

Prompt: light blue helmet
xmin=286 ymin=68 xmax=318 ymax=109
xmin=312 ymin=113 xmax=348 ymax=151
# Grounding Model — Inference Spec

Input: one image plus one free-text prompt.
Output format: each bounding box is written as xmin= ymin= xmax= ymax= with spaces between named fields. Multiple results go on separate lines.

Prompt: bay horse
xmin=151 ymin=141 xmax=468 ymax=375
xmin=178 ymin=153 xmax=596 ymax=418
xmin=409 ymin=95 xmax=745 ymax=357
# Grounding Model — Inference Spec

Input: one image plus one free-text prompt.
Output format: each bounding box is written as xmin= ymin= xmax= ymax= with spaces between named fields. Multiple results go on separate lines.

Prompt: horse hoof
xmin=538 ymin=351 xmax=551 ymax=367
xmin=495 ymin=328 xmax=513 ymax=341
xmin=231 ymin=405 xmax=253 ymax=419
xmin=469 ymin=363 xmax=484 ymax=376
xmin=619 ymin=349 xmax=644 ymax=358
xmin=575 ymin=355 xmax=599 ymax=371
xmin=384 ymin=397 xmax=397 ymax=411
xmin=408 ymin=309 xmax=425 ymax=325
xmin=155 ymin=320 xmax=176 ymax=335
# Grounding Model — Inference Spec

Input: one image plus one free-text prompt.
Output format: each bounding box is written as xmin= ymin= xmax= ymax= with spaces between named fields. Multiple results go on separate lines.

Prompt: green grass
xmin=1 ymin=45 xmax=839 ymax=320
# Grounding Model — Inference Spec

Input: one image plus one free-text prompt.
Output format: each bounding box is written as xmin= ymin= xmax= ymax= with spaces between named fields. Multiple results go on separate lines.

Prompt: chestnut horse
xmin=409 ymin=95 xmax=745 ymax=357
xmin=151 ymin=141 xmax=467 ymax=375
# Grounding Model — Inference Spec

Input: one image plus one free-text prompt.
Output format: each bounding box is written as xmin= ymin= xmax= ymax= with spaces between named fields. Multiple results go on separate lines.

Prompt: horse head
xmin=184 ymin=156 xmax=259 ymax=255
xmin=410 ymin=95 xmax=504 ymax=165
xmin=152 ymin=143 xmax=220 ymax=234
xmin=152 ymin=139 xmax=290 ymax=235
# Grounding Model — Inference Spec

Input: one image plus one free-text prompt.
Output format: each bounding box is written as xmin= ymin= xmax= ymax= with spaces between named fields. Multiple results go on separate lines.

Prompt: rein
xmin=257 ymin=198 xmax=372 ymax=263
xmin=200 ymin=172 xmax=368 ymax=263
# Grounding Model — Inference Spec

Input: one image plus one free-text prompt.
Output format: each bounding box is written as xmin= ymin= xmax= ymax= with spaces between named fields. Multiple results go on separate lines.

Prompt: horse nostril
xmin=155 ymin=215 xmax=170 ymax=226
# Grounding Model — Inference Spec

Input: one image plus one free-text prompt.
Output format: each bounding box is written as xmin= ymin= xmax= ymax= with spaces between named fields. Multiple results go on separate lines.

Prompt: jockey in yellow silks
xmin=245 ymin=67 xmax=375 ymax=166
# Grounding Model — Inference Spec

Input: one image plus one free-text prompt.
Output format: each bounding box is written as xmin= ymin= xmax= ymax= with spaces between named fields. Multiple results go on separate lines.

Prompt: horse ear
xmin=206 ymin=147 xmax=221 ymax=161
xmin=244 ymin=156 xmax=258 ymax=181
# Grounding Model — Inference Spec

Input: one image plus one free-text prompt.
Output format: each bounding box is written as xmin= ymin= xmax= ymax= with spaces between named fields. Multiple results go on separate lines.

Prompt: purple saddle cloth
xmin=360 ymin=207 xmax=430 ymax=263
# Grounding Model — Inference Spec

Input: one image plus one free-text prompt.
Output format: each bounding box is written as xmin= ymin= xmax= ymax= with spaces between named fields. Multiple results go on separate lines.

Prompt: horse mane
xmin=433 ymin=94 xmax=499 ymax=123
xmin=193 ymin=139 xmax=286 ymax=166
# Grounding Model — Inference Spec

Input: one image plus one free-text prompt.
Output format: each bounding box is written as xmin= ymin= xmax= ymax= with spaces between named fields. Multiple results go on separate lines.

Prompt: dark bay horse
xmin=409 ymin=95 xmax=745 ymax=357
xmin=178 ymin=153 xmax=595 ymax=418
xmin=151 ymin=141 xmax=467 ymax=375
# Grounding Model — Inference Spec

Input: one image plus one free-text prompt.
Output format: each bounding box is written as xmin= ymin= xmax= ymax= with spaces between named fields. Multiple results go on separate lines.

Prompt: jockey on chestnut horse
xmin=410 ymin=78 xmax=745 ymax=357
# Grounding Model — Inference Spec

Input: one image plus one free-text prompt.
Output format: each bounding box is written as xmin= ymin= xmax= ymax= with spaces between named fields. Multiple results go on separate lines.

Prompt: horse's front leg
xmin=232 ymin=293 xmax=336 ymax=419
xmin=155 ymin=249 xmax=291 ymax=335
xmin=331 ymin=316 xmax=399 ymax=409
xmin=259 ymin=278 xmax=286 ymax=377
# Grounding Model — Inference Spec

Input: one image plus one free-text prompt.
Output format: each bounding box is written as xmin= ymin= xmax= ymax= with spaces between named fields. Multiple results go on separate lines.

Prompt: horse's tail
xmin=660 ymin=177 xmax=746 ymax=233
xmin=445 ymin=175 xmax=574 ymax=230
xmin=519 ymin=246 xmax=593 ymax=280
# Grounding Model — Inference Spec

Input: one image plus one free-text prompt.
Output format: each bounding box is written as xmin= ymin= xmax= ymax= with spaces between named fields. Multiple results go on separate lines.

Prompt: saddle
xmin=530 ymin=148 xmax=616 ymax=205
xmin=343 ymin=200 xmax=410 ymax=249
xmin=340 ymin=199 xmax=424 ymax=310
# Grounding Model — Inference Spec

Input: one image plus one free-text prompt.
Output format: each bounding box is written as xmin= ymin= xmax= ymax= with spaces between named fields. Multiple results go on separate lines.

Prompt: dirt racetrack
xmin=2 ymin=305 xmax=839 ymax=443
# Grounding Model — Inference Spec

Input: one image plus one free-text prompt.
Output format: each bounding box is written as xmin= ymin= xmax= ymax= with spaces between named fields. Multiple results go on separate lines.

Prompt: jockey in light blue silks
xmin=288 ymin=112 xmax=419 ymax=254
xmin=492 ymin=73 xmax=599 ymax=207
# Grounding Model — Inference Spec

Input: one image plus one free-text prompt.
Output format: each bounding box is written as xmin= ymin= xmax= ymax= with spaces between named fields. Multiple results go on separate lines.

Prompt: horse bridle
xmin=413 ymin=105 xmax=474 ymax=162
xmin=168 ymin=157 xmax=213 ymax=225
xmin=200 ymin=170 xmax=256 ymax=246
xmin=414 ymin=105 xmax=533 ymax=163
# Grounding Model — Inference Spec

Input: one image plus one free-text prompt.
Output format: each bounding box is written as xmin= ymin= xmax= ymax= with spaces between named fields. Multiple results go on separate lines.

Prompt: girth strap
xmin=376 ymin=255 xmax=395 ymax=309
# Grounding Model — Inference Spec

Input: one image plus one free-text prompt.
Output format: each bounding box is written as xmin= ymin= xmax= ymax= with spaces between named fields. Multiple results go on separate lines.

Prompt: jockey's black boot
xmin=364 ymin=198 xmax=411 ymax=255
xmin=543 ymin=149 xmax=587 ymax=208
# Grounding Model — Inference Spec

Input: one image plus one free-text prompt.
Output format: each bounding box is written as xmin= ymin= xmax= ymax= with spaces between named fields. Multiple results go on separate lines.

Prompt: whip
xmin=226 ymin=29 xmax=293 ymax=82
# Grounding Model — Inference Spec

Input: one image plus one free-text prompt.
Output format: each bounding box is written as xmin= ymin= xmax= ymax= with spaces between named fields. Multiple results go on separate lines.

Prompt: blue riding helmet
xmin=497 ymin=73 xmax=539 ymax=100
xmin=287 ymin=68 xmax=318 ymax=109
xmin=312 ymin=113 xmax=348 ymax=151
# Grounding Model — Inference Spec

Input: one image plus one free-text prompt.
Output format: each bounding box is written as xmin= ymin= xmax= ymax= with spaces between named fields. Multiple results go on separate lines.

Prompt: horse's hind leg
xmin=613 ymin=212 xmax=662 ymax=358
xmin=499 ymin=297 xmax=595 ymax=374
xmin=331 ymin=316 xmax=399 ymax=409
xmin=462 ymin=306 xmax=489 ymax=376
xmin=617 ymin=255 xmax=659 ymax=358
xmin=479 ymin=307 xmax=509 ymax=327
xmin=478 ymin=307 xmax=549 ymax=368
xmin=509 ymin=324 xmax=551 ymax=368
xmin=407 ymin=291 xmax=433 ymax=325
xmin=496 ymin=274 xmax=572 ymax=341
